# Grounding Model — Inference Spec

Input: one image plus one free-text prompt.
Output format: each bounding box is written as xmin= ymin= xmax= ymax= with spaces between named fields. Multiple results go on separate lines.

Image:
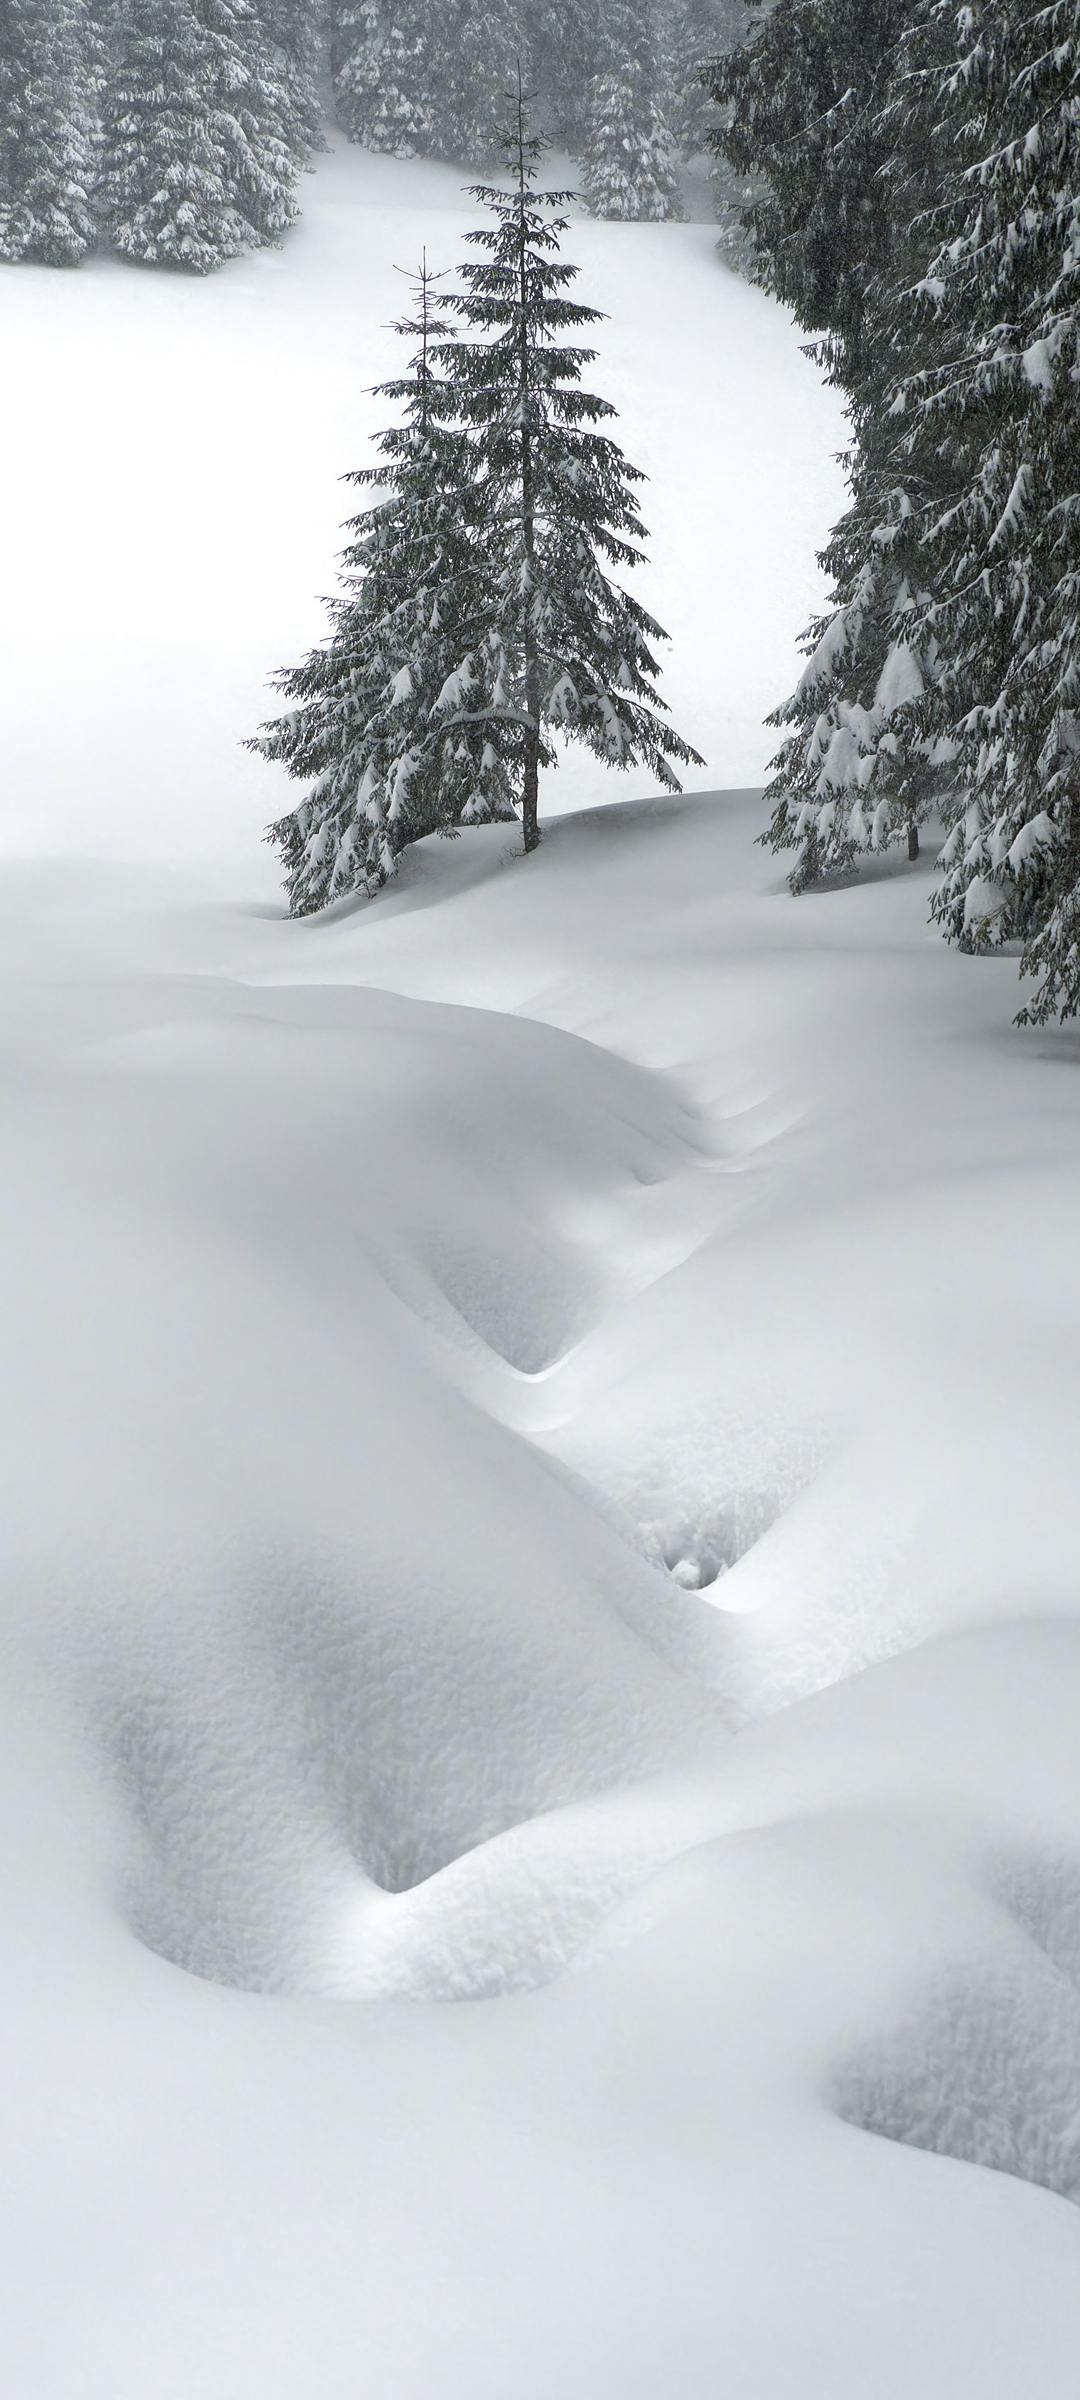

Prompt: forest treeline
xmin=709 ymin=0 xmax=1080 ymax=1023
xmin=0 ymin=0 xmax=750 ymax=272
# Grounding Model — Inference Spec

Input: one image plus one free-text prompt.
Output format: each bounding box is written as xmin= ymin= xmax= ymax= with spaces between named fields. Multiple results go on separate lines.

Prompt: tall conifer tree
xmin=98 ymin=0 xmax=314 ymax=272
xmin=253 ymin=263 xmax=515 ymax=914
xmin=441 ymin=89 xmax=701 ymax=848
xmin=334 ymin=0 xmax=525 ymax=164
xmin=523 ymin=0 xmax=603 ymax=152
xmin=666 ymin=0 xmax=747 ymax=159
xmin=709 ymin=0 xmax=952 ymax=884
xmin=332 ymin=0 xmax=435 ymax=155
xmin=0 ymin=0 xmax=99 ymax=266
xmin=581 ymin=0 xmax=683 ymax=220
xmin=890 ymin=0 xmax=1080 ymax=1022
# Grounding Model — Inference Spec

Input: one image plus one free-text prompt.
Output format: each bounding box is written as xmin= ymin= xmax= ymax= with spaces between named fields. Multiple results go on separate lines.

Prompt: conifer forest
xmin=3 ymin=8 xmax=1080 ymax=2398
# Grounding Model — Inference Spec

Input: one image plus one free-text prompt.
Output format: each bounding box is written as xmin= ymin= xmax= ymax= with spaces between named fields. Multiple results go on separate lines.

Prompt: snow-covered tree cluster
xmin=710 ymin=0 xmax=1080 ymax=1024
xmin=253 ymin=101 xmax=701 ymax=913
xmin=0 ymin=0 xmax=323 ymax=272
xmin=332 ymin=0 xmax=753 ymax=222
xmin=0 ymin=0 xmax=759 ymax=263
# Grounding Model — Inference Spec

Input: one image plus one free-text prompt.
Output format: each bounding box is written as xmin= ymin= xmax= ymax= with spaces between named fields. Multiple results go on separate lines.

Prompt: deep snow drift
xmin=3 ymin=135 xmax=1080 ymax=2400
xmin=4 ymin=800 xmax=1080 ymax=2396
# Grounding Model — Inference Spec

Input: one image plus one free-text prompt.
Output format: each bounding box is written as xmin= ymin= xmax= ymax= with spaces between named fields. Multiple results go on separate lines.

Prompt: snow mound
xmin=834 ymin=1937 xmax=1080 ymax=2207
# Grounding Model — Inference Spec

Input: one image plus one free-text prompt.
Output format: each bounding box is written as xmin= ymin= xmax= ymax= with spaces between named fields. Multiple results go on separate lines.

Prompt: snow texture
xmin=3 ymin=131 xmax=1079 ymax=2400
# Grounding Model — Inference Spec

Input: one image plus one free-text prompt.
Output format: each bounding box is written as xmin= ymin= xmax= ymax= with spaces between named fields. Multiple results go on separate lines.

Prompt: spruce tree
xmin=710 ymin=0 xmax=957 ymax=885
xmin=253 ymin=263 xmax=516 ymax=915
xmin=706 ymin=0 xmax=910 ymax=380
xmin=581 ymin=0 xmax=684 ymax=220
xmin=252 ymin=0 xmax=325 ymax=160
xmin=441 ymin=90 xmax=702 ymax=848
xmin=886 ymin=0 xmax=1080 ymax=1023
xmin=334 ymin=0 xmax=525 ymax=165
xmin=665 ymin=0 xmax=747 ymax=160
xmin=98 ymin=0 xmax=314 ymax=273
xmin=332 ymin=0 xmax=435 ymax=155
xmin=0 ymin=0 xmax=99 ymax=266
xmin=523 ymin=0 xmax=604 ymax=153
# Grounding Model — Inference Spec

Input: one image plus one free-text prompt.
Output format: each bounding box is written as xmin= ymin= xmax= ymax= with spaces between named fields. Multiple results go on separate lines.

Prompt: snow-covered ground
xmin=3 ymin=138 xmax=1080 ymax=2400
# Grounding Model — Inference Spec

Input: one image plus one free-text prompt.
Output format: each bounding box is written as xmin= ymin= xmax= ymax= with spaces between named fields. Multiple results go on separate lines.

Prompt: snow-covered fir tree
xmin=707 ymin=0 xmax=911 ymax=377
xmin=886 ymin=0 xmax=1080 ymax=1023
xmin=719 ymin=0 xmax=1080 ymax=1020
xmin=581 ymin=0 xmax=684 ymax=220
xmin=441 ymin=94 xmax=702 ymax=847
xmin=665 ymin=0 xmax=748 ymax=159
xmin=334 ymin=0 xmax=524 ymax=164
xmin=711 ymin=0 xmax=956 ymax=882
xmin=331 ymin=0 xmax=435 ymax=154
xmin=758 ymin=454 xmax=956 ymax=886
xmin=98 ymin=0 xmax=315 ymax=272
xmin=251 ymin=0 xmax=326 ymax=160
xmin=523 ymin=0 xmax=604 ymax=152
xmin=253 ymin=263 xmax=516 ymax=914
xmin=0 ymin=0 xmax=99 ymax=266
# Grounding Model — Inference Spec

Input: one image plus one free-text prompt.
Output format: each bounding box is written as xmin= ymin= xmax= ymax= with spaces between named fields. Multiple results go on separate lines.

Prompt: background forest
xmin=0 ymin=0 xmax=752 ymax=272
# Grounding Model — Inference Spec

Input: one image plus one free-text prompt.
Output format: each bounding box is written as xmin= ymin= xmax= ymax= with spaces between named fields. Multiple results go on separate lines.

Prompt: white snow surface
xmin=3 ymin=139 xmax=1080 ymax=2400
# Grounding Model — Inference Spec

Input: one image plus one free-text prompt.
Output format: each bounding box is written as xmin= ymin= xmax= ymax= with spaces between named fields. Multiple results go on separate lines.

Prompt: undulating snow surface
xmin=4 ymin=138 xmax=1080 ymax=2400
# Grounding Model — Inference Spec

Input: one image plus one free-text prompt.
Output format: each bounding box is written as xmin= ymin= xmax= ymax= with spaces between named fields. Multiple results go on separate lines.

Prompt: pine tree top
xmin=440 ymin=89 xmax=632 ymax=436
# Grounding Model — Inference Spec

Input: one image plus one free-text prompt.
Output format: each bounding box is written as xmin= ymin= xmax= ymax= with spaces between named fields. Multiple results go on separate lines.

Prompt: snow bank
xmin=3 ymin=792 xmax=1080 ymax=2393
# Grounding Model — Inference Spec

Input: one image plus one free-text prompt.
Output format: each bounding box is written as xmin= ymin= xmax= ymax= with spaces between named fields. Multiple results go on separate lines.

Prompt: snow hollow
xmin=3 ymin=131 xmax=1080 ymax=2400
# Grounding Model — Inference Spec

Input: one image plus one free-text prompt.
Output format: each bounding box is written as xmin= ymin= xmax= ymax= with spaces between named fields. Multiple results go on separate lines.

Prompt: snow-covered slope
xmin=3 ymin=137 xmax=1079 ymax=2400
xmin=4 ymin=796 xmax=1080 ymax=2396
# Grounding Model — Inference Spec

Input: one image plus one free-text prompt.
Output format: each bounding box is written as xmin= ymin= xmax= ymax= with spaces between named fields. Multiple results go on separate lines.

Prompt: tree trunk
xmin=522 ymin=716 xmax=540 ymax=851
xmin=907 ymin=819 xmax=919 ymax=862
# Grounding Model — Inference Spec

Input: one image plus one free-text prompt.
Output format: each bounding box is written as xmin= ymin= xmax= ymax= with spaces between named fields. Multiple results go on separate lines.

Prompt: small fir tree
xmin=252 ymin=263 xmax=516 ymax=915
xmin=0 ymin=0 xmax=99 ymax=266
xmin=98 ymin=0 xmax=314 ymax=272
xmin=581 ymin=0 xmax=684 ymax=220
xmin=442 ymin=89 xmax=702 ymax=848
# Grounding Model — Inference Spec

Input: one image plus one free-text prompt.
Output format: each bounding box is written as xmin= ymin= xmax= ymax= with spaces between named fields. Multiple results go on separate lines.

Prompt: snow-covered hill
xmin=2 ymin=137 xmax=1079 ymax=2400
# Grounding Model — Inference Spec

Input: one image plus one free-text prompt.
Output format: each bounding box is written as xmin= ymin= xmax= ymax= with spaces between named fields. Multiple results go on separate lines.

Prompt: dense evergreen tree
xmin=523 ymin=0 xmax=604 ymax=152
xmin=666 ymin=0 xmax=747 ymax=159
xmin=97 ymin=0 xmax=315 ymax=272
xmin=706 ymin=0 xmax=911 ymax=381
xmin=890 ymin=0 xmax=1080 ymax=1023
xmin=333 ymin=0 xmax=702 ymax=214
xmin=254 ymin=264 xmax=515 ymax=913
xmin=712 ymin=0 xmax=958 ymax=884
xmin=333 ymin=0 xmax=525 ymax=164
xmin=718 ymin=0 xmax=1080 ymax=1025
xmin=581 ymin=0 xmax=684 ymax=220
xmin=331 ymin=0 xmax=436 ymax=154
xmin=442 ymin=94 xmax=701 ymax=847
xmin=252 ymin=0 xmax=325 ymax=159
xmin=0 ymin=0 xmax=99 ymax=265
